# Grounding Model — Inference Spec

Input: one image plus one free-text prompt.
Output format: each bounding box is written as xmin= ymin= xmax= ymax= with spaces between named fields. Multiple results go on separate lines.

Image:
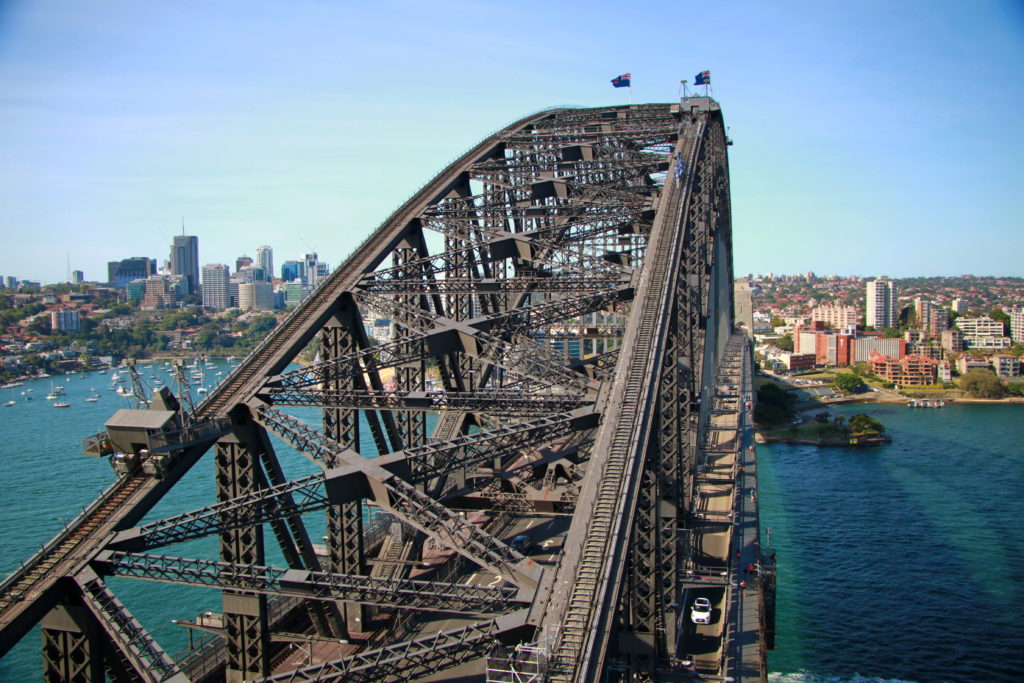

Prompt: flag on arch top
xmin=611 ymin=73 xmax=631 ymax=88
xmin=694 ymin=70 xmax=711 ymax=85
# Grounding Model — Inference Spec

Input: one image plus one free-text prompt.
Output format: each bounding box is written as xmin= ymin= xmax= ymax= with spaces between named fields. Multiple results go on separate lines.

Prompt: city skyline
xmin=1 ymin=0 xmax=1022 ymax=284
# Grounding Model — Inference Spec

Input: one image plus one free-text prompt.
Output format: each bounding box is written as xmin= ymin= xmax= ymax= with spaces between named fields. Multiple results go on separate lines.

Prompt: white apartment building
xmin=955 ymin=316 xmax=1004 ymax=337
xmin=1011 ymin=308 xmax=1024 ymax=344
xmin=202 ymin=264 xmax=231 ymax=310
xmin=866 ymin=278 xmax=898 ymax=329
xmin=811 ymin=303 xmax=859 ymax=329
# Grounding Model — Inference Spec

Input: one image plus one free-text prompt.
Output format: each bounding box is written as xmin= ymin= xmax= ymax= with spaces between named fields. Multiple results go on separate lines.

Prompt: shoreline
xmin=755 ymin=432 xmax=891 ymax=447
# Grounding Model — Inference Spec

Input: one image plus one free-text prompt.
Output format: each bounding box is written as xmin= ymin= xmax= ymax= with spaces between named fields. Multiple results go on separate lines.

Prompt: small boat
xmin=197 ymin=387 xmax=208 ymax=394
xmin=45 ymin=393 xmax=59 ymax=400
xmin=85 ymin=396 xmax=99 ymax=402
xmin=3 ymin=400 xmax=15 ymax=407
xmin=53 ymin=402 xmax=71 ymax=408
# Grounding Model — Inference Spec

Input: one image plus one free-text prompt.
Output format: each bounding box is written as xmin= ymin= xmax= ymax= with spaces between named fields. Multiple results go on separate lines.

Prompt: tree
xmin=1007 ymin=382 xmax=1024 ymax=397
xmin=882 ymin=327 xmax=903 ymax=338
xmin=770 ymin=316 xmax=784 ymax=328
xmin=990 ymin=308 xmax=1011 ymax=335
xmin=754 ymin=382 xmax=797 ymax=427
xmin=773 ymin=334 xmax=793 ymax=352
xmin=959 ymin=369 xmax=1007 ymax=398
xmin=848 ymin=413 xmax=885 ymax=434
xmin=833 ymin=373 xmax=866 ymax=394
xmin=814 ymin=411 xmax=830 ymax=423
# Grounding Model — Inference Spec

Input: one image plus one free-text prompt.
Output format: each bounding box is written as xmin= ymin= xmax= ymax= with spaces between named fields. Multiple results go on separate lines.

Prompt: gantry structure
xmin=0 ymin=97 xmax=767 ymax=682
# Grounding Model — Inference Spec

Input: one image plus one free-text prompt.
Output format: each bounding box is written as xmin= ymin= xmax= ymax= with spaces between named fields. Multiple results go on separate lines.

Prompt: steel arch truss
xmin=0 ymin=100 xmax=737 ymax=683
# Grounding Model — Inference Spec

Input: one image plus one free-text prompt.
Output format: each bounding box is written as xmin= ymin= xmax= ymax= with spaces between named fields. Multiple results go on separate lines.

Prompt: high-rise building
xmin=951 ymin=298 xmax=968 ymax=314
xmin=238 ymin=281 xmax=274 ymax=311
xmin=281 ymin=260 xmax=304 ymax=283
xmin=811 ymin=303 xmax=859 ymax=329
xmin=236 ymin=255 xmax=253 ymax=272
xmin=1011 ymin=308 xmax=1024 ymax=344
xmin=256 ymin=246 xmax=273 ymax=282
xmin=280 ymin=282 xmax=309 ymax=308
xmin=865 ymin=277 xmax=898 ymax=329
xmin=141 ymin=276 xmax=175 ymax=310
xmin=108 ymin=257 xmax=155 ymax=289
xmin=304 ymin=253 xmax=320 ymax=288
xmin=50 ymin=309 xmax=81 ymax=332
xmin=202 ymin=264 xmax=231 ymax=310
xmin=170 ymin=235 xmax=200 ymax=295
xmin=125 ymin=279 xmax=148 ymax=304
xmin=236 ymin=266 xmax=266 ymax=283
xmin=71 ymin=270 xmax=84 ymax=284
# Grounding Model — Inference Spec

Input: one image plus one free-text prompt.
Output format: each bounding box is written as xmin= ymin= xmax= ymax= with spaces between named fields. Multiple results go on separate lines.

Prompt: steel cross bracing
xmin=0 ymin=99 xmax=741 ymax=682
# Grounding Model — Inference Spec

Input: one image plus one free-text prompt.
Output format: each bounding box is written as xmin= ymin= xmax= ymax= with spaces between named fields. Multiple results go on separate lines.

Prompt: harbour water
xmin=761 ymin=402 xmax=1024 ymax=683
xmin=1 ymin=371 xmax=1022 ymax=681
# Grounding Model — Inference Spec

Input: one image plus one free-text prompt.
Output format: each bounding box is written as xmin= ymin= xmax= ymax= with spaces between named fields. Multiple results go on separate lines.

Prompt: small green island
xmin=753 ymin=381 xmax=891 ymax=446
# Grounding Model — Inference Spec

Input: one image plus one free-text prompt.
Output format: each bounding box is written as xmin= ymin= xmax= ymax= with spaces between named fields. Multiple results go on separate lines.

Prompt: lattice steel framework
xmin=0 ymin=98 xmax=740 ymax=682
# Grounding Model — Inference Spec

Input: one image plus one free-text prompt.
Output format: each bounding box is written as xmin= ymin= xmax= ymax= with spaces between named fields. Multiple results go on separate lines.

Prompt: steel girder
xmin=107 ymin=410 xmax=595 ymax=552
xmin=93 ymin=552 xmax=527 ymax=617
xmin=76 ymin=569 xmax=183 ymax=682
xmin=261 ymin=611 xmax=529 ymax=682
xmin=215 ymin=433 xmax=271 ymax=680
xmin=265 ymin=387 xmax=590 ymax=416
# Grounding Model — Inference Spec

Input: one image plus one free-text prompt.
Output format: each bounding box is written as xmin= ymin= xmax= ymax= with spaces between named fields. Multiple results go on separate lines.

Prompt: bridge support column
xmin=393 ymin=239 xmax=427 ymax=450
xmin=41 ymin=603 xmax=103 ymax=683
xmin=321 ymin=309 xmax=367 ymax=636
xmin=216 ymin=435 xmax=270 ymax=682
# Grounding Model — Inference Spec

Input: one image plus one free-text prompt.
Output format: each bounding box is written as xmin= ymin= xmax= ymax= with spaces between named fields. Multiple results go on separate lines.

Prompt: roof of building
xmin=105 ymin=409 xmax=176 ymax=431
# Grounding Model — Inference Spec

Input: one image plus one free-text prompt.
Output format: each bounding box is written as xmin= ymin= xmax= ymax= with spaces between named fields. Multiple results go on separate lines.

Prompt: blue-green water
xmin=761 ymin=403 xmax=1024 ymax=683
xmin=0 ymin=361 xmax=397 ymax=680
xmin=2 ymin=374 xmax=1022 ymax=681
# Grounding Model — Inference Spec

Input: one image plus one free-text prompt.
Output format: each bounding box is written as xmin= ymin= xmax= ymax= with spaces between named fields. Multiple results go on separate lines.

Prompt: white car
xmin=690 ymin=597 xmax=712 ymax=625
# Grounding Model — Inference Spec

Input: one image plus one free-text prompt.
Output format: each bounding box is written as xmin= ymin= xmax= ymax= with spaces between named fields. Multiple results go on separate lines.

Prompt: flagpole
xmin=629 ymin=83 xmax=632 ymax=105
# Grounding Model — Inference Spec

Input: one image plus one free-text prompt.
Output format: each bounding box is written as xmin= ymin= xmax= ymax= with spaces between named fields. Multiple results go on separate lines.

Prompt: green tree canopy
xmin=848 ymin=413 xmax=885 ymax=434
xmin=989 ymin=308 xmax=1010 ymax=335
xmin=959 ymin=369 xmax=1007 ymax=398
xmin=754 ymin=383 xmax=797 ymax=427
xmin=773 ymin=334 xmax=793 ymax=352
xmin=833 ymin=373 xmax=866 ymax=394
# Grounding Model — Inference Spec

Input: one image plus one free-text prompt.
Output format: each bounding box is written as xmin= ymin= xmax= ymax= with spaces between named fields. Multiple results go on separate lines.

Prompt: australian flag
xmin=694 ymin=70 xmax=711 ymax=85
xmin=611 ymin=73 xmax=631 ymax=88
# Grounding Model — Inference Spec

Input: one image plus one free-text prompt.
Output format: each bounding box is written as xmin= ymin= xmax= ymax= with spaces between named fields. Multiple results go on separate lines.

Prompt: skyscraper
xmin=236 ymin=255 xmax=253 ymax=272
xmin=108 ymin=257 xmax=156 ymax=288
xmin=304 ymin=252 xmax=320 ymax=288
xmin=256 ymin=245 xmax=273 ymax=282
xmin=866 ymin=277 xmax=898 ymax=329
xmin=170 ymin=235 xmax=200 ymax=295
xmin=281 ymin=260 xmax=304 ymax=282
xmin=202 ymin=264 xmax=231 ymax=310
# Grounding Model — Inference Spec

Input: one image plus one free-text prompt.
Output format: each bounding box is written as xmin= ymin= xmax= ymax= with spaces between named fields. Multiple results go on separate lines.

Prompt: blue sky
xmin=1 ymin=0 xmax=1022 ymax=284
